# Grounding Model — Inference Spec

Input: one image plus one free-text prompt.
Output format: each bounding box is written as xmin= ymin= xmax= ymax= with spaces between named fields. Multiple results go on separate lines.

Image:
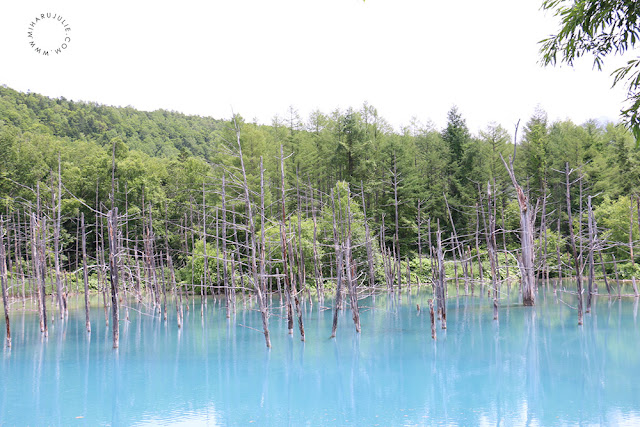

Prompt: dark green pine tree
xmin=442 ymin=106 xmax=469 ymax=165
xmin=441 ymin=106 xmax=471 ymax=227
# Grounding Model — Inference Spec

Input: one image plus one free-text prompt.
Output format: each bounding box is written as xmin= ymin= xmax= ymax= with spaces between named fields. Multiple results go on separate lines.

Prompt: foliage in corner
xmin=539 ymin=0 xmax=640 ymax=145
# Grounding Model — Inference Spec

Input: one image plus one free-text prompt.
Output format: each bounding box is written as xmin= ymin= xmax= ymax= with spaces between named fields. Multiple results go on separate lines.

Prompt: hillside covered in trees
xmin=1 ymin=84 xmax=640 ymax=302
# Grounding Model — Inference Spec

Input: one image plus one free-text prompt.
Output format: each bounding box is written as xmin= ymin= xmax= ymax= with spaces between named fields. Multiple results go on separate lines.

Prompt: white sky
xmin=0 ymin=0 xmax=633 ymax=135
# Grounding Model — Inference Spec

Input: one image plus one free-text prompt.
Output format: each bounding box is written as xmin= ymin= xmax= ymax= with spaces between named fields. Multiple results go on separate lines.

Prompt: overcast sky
xmin=0 ymin=0 xmax=632 ymax=135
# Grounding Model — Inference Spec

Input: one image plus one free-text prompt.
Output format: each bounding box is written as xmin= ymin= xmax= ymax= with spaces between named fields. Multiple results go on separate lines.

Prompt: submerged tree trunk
xmin=587 ymin=196 xmax=595 ymax=312
xmin=500 ymin=129 xmax=535 ymax=306
xmin=331 ymin=188 xmax=344 ymax=338
xmin=429 ymin=299 xmax=436 ymax=340
xmin=34 ymin=207 xmax=49 ymax=336
xmin=257 ymin=157 xmax=271 ymax=347
xmin=485 ymin=184 xmax=499 ymax=320
xmin=1 ymin=221 xmax=11 ymax=348
xmin=345 ymin=194 xmax=361 ymax=333
xmin=279 ymin=145 xmax=298 ymax=338
xmin=53 ymin=155 xmax=66 ymax=318
xmin=361 ymin=183 xmax=376 ymax=292
xmin=108 ymin=208 xmax=120 ymax=348
xmin=436 ymin=220 xmax=447 ymax=329
xmin=81 ymin=214 xmax=91 ymax=333
xmin=565 ymin=163 xmax=583 ymax=326
xmin=230 ymin=124 xmax=271 ymax=347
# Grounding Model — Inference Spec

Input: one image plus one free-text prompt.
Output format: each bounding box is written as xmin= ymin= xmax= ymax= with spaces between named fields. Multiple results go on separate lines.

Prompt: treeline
xmin=1 ymin=85 xmax=640 ymax=285
xmin=2 ymin=84 xmax=640 ymax=345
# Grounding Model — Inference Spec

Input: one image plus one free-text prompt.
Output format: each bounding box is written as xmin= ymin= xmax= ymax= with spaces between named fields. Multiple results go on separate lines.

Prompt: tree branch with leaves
xmin=540 ymin=0 xmax=640 ymax=143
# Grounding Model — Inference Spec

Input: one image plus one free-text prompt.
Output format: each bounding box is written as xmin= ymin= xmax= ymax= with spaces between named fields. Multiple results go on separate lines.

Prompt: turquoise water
xmin=2 ymin=289 xmax=640 ymax=426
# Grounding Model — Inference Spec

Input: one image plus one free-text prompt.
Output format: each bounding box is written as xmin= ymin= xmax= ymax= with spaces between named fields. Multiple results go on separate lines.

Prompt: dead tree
xmin=330 ymin=188 xmax=344 ymax=338
xmin=221 ymin=174 xmax=230 ymax=319
xmin=486 ymin=183 xmax=499 ymax=320
xmin=436 ymin=220 xmax=447 ymax=329
xmin=295 ymin=169 xmax=307 ymax=303
xmin=500 ymin=205 xmax=510 ymax=287
xmin=279 ymin=145 xmax=298 ymax=338
xmin=258 ymin=157 xmax=271 ymax=346
xmin=311 ymin=187 xmax=324 ymax=303
xmin=630 ymin=196 xmax=635 ymax=268
xmin=500 ymin=123 xmax=535 ymax=306
xmin=32 ymin=209 xmax=48 ymax=336
xmin=564 ymin=163 xmax=583 ymax=326
xmin=474 ymin=204 xmax=484 ymax=287
xmin=53 ymin=154 xmax=66 ymax=317
xmin=232 ymin=118 xmax=271 ymax=347
xmin=1 ymin=219 xmax=11 ymax=348
xmin=361 ymin=183 xmax=376 ymax=291
xmin=587 ymin=196 xmax=596 ymax=311
xmin=201 ymin=182 xmax=208 ymax=308
xmin=417 ymin=199 xmax=424 ymax=287
xmin=429 ymin=299 xmax=436 ymax=340
xmin=391 ymin=153 xmax=402 ymax=291
xmin=108 ymin=208 xmax=120 ymax=348
xmin=345 ymin=191 xmax=361 ymax=333
xmin=81 ymin=213 xmax=91 ymax=333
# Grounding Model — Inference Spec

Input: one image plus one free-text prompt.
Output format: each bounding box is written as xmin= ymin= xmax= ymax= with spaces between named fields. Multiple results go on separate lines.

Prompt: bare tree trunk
xmin=486 ymin=184 xmax=499 ymax=320
xmin=361 ymin=183 xmax=376 ymax=291
xmin=630 ymin=196 xmax=635 ymax=268
xmin=613 ymin=254 xmax=622 ymax=298
xmin=330 ymin=188 xmax=344 ymax=339
xmin=53 ymin=154 xmax=66 ymax=317
xmin=221 ymin=174 xmax=230 ymax=319
xmin=81 ymin=213 xmax=91 ymax=333
xmin=311 ymin=188 xmax=324 ymax=303
xmin=108 ymin=208 xmax=120 ymax=348
xmin=160 ymin=252 xmax=167 ymax=322
xmin=429 ymin=299 xmax=436 ymax=340
xmin=392 ymin=153 xmax=402 ymax=292
xmin=134 ymin=244 xmax=142 ymax=302
xmin=541 ymin=190 xmax=550 ymax=289
xmin=467 ymin=246 xmax=473 ymax=294
xmin=1 ymin=220 xmax=11 ymax=348
xmin=286 ymin=220 xmax=305 ymax=341
xmin=97 ymin=185 xmax=109 ymax=326
xmin=30 ymin=212 xmax=45 ymax=334
xmin=452 ymin=238 xmax=459 ymax=295
xmin=500 ymin=204 xmax=510 ymax=286
xmin=565 ymin=163 xmax=583 ymax=325
xmin=500 ymin=129 xmax=535 ymax=306
xmin=230 ymin=120 xmax=268 ymax=344
xmin=279 ymin=145 xmax=296 ymax=337
xmin=345 ymin=193 xmax=361 ymax=333
xmin=14 ymin=212 xmax=25 ymax=307
xmin=276 ymin=267 xmax=283 ymax=302
xmin=201 ymin=182 xmax=208 ymax=309
xmin=556 ymin=218 xmax=563 ymax=288
xmin=436 ymin=220 xmax=446 ymax=329
xmin=258 ymin=157 xmax=271 ymax=347
xmin=295 ymin=169 xmax=307 ymax=304
xmin=475 ymin=204 xmax=484 ymax=285
xmin=167 ymin=251 xmax=182 ymax=328
xmin=428 ymin=218 xmax=434 ymax=291
xmin=587 ymin=196 xmax=595 ymax=312
xmin=417 ymin=199 xmax=423 ymax=287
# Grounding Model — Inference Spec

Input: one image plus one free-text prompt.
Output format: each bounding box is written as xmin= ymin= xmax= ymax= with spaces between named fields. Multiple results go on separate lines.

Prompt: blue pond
xmin=2 ymin=288 xmax=640 ymax=426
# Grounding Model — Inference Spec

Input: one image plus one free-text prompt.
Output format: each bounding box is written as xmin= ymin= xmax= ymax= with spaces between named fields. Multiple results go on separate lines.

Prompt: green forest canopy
xmin=1 ymin=85 xmax=639 ymax=280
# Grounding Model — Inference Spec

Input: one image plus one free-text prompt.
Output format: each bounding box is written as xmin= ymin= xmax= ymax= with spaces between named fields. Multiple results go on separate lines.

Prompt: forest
xmin=1 ymin=84 xmax=640 ymax=347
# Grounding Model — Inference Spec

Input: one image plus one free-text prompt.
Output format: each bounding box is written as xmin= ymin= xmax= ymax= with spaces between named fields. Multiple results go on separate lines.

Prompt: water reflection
xmin=2 ymin=289 xmax=640 ymax=425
